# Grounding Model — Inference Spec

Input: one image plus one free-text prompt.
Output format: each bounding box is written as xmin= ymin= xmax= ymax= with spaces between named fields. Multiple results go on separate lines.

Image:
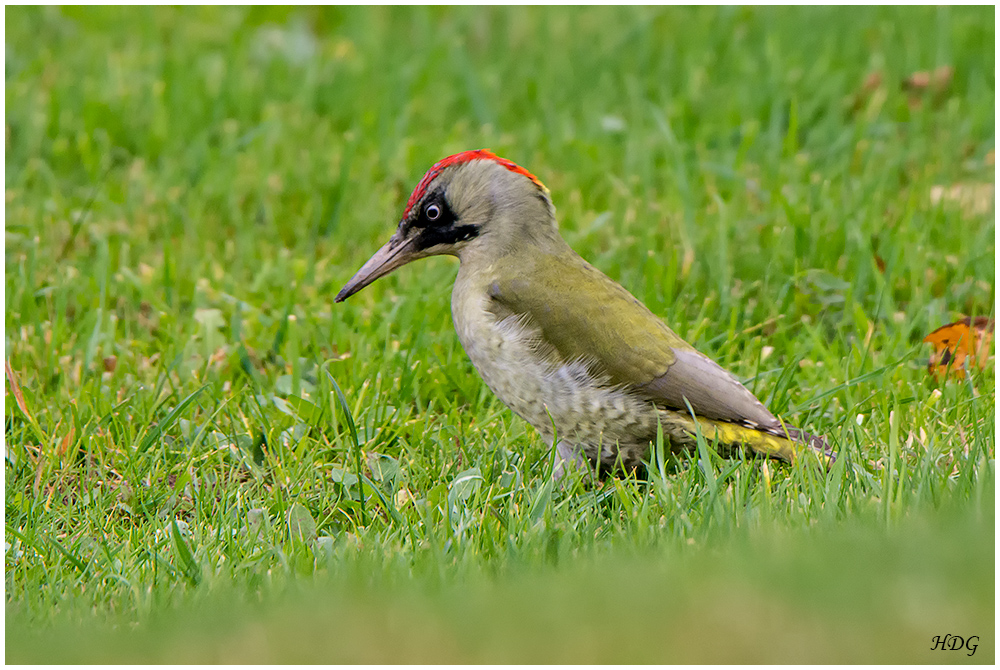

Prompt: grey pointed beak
xmin=335 ymin=231 xmax=418 ymax=302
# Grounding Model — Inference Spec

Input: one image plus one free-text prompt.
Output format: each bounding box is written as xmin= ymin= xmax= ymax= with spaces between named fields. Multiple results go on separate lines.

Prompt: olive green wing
xmin=486 ymin=253 xmax=686 ymax=384
xmin=486 ymin=251 xmax=780 ymax=429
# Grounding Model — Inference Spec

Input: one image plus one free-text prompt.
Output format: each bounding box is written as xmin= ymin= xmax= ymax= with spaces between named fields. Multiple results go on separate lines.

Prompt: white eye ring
xmin=425 ymin=203 xmax=441 ymax=221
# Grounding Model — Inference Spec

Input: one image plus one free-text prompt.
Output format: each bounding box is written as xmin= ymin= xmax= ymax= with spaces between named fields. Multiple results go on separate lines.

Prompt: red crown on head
xmin=402 ymin=149 xmax=546 ymax=219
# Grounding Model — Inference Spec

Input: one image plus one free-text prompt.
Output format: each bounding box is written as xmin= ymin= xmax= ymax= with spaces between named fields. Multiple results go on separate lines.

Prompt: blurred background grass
xmin=4 ymin=5 xmax=995 ymax=663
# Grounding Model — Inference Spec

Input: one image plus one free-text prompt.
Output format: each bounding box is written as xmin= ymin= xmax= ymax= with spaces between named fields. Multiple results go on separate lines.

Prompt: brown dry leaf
xmin=58 ymin=426 xmax=76 ymax=457
xmin=5 ymin=360 xmax=33 ymax=422
xmin=923 ymin=316 xmax=995 ymax=379
xmin=904 ymin=70 xmax=932 ymax=91
xmin=871 ymin=234 xmax=886 ymax=273
xmin=903 ymin=66 xmax=953 ymax=93
xmin=33 ymin=456 xmax=46 ymax=495
xmin=930 ymin=183 xmax=994 ymax=217
xmin=903 ymin=66 xmax=953 ymax=109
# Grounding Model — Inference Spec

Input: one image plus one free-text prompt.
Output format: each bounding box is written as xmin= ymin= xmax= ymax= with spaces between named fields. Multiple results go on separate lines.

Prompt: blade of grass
xmin=137 ymin=385 xmax=209 ymax=453
xmin=323 ymin=363 xmax=366 ymax=526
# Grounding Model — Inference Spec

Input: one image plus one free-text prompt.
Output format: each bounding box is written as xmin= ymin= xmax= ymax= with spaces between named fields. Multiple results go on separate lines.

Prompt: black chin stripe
xmin=417 ymin=224 xmax=480 ymax=250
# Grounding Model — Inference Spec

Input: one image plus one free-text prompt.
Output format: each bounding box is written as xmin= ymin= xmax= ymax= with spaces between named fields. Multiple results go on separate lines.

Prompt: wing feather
xmin=485 ymin=248 xmax=827 ymax=455
xmin=486 ymin=252 xmax=683 ymax=386
xmin=636 ymin=348 xmax=779 ymax=427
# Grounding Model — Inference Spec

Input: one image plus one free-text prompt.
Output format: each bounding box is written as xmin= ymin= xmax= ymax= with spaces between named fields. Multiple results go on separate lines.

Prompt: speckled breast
xmin=450 ymin=280 xmax=659 ymax=468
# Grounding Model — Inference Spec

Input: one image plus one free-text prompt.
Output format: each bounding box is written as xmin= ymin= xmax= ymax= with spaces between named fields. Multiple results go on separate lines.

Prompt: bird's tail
xmin=664 ymin=412 xmax=835 ymax=468
xmin=778 ymin=424 xmax=835 ymax=464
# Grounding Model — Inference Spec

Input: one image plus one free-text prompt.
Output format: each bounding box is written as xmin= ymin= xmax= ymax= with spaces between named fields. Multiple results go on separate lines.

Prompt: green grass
xmin=5 ymin=5 xmax=995 ymax=663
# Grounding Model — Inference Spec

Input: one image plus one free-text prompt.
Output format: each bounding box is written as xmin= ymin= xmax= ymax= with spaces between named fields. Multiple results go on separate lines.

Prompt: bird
xmin=336 ymin=149 xmax=832 ymax=478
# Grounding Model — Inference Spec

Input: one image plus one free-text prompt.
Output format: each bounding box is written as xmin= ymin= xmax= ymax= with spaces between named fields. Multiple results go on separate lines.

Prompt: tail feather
xmin=660 ymin=410 xmax=835 ymax=468
xmin=759 ymin=421 xmax=836 ymax=468
xmin=778 ymin=425 xmax=834 ymax=458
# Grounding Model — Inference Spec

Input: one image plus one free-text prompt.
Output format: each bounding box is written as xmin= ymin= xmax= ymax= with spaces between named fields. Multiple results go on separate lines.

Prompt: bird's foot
xmin=551 ymin=440 xmax=588 ymax=481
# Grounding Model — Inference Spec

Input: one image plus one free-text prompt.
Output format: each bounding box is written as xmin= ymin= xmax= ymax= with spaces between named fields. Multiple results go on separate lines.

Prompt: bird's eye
xmin=425 ymin=203 xmax=441 ymax=221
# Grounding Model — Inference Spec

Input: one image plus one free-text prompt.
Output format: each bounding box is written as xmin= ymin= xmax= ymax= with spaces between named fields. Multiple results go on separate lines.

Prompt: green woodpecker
xmin=336 ymin=150 xmax=831 ymax=477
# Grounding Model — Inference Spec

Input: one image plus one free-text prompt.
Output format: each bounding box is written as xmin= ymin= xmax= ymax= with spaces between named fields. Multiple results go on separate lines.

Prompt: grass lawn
xmin=5 ymin=6 xmax=995 ymax=663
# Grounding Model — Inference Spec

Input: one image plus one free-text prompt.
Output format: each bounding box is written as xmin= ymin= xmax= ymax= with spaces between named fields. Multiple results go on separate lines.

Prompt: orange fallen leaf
xmin=923 ymin=316 xmax=995 ymax=379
